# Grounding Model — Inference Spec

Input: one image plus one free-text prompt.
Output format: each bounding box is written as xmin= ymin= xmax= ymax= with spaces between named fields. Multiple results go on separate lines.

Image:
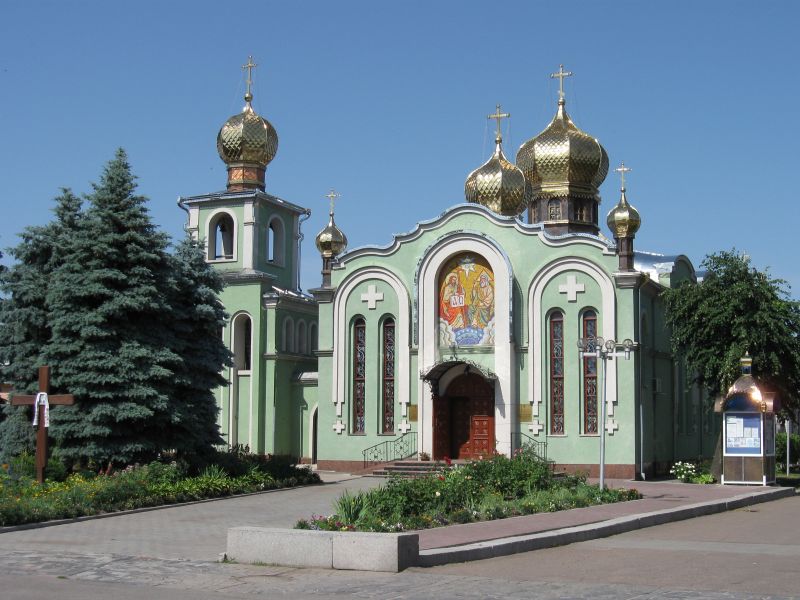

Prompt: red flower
xmin=438 ymin=475 xmax=445 ymax=481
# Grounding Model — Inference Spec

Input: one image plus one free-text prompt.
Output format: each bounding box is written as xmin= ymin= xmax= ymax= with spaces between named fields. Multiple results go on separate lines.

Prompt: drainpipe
xmin=638 ymin=285 xmax=645 ymax=480
xmin=176 ymin=196 xmax=190 ymax=232
xmin=297 ymin=208 xmax=311 ymax=291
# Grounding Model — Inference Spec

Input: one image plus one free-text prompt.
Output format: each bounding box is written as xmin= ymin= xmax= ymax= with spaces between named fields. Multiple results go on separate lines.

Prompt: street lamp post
xmin=577 ymin=336 xmax=637 ymax=490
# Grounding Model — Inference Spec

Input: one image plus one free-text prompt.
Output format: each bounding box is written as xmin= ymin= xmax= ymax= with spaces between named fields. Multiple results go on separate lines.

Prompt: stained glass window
xmin=550 ymin=311 xmax=565 ymax=434
xmin=382 ymin=318 xmax=395 ymax=434
xmin=353 ymin=318 xmax=366 ymax=434
xmin=582 ymin=310 xmax=598 ymax=434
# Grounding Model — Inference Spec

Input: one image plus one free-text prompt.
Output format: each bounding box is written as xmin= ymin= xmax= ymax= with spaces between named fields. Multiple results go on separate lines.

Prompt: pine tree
xmin=166 ymin=236 xmax=230 ymax=458
xmin=44 ymin=149 xmax=180 ymax=466
xmin=0 ymin=190 xmax=82 ymax=460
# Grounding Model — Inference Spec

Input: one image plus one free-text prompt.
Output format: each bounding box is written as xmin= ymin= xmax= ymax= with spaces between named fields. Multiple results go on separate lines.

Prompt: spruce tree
xmin=44 ymin=149 xmax=180 ymax=466
xmin=0 ymin=190 xmax=82 ymax=460
xmin=166 ymin=236 xmax=229 ymax=458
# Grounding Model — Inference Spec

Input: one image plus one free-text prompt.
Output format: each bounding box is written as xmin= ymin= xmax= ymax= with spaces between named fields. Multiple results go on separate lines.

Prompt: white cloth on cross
xmin=32 ymin=392 xmax=50 ymax=428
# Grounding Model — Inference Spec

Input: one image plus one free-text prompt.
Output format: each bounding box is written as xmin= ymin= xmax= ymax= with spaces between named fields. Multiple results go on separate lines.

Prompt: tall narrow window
xmin=548 ymin=199 xmax=561 ymax=220
xmin=549 ymin=311 xmax=565 ymax=434
xmin=382 ymin=318 xmax=395 ymax=434
xmin=233 ymin=314 xmax=252 ymax=371
xmin=582 ymin=310 xmax=598 ymax=434
xmin=352 ymin=318 xmax=366 ymax=434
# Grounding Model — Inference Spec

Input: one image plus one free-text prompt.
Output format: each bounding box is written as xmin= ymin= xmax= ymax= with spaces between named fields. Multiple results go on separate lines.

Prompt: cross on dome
xmin=242 ymin=55 xmax=257 ymax=102
xmin=487 ymin=103 xmax=510 ymax=142
xmin=615 ymin=162 xmax=632 ymax=191
xmin=550 ymin=64 xmax=573 ymax=102
xmin=325 ymin=188 xmax=340 ymax=216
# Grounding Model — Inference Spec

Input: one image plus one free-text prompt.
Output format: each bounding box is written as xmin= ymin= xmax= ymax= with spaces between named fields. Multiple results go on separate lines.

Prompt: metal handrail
xmin=362 ymin=431 xmax=418 ymax=468
xmin=511 ymin=431 xmax=548 ymax=462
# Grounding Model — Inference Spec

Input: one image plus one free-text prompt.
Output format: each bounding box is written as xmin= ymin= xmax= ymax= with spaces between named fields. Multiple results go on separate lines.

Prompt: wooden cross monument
xmin=10 ymin=366 xmax=74 ymax=483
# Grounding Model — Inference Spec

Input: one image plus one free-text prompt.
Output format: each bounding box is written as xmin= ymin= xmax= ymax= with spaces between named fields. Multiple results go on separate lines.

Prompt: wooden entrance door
xmin=433 ymin=373 xmax=495 ymax=460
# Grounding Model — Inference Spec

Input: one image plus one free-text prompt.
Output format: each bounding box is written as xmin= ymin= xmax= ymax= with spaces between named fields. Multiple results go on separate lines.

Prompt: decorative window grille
xmin=382 ymin=318 xmax=395 ymax=434
xmin=353 ymin=318 xmax=366 ymax=434
xmin=576 ymin=202 xmax=587 ymax=222
xmin=550 ymin=311 xmax=565 ymax=434
xmin=548 ymin=199 xmax=561 ymax=220
xmin=582 ymin=310 xmax=598 ymax=434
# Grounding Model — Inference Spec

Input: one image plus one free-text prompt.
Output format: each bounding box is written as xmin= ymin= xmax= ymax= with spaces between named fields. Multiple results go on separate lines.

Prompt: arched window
xmin=282 ymin=317 xmax=295 ymax=353
xmin=381 ymin=318 xmax=396 ymax=434
xmin=549 ymin=311 xmax=565 ymax=434
xmin=352 ymin=317 xmax=366 ymax=434
xmin=582 ymin=310 xmax=598 ymax=434
xmin=296 ymin=320 xmax=307 ymax=355
xmin=232 ymin=314 xmax=252 ymax=371
xmin=209 ymin=212 xmax=235 ymax=260
xmin=309 ymin=322 xmax=318 ymax=354
xmin=267 ymin=216 xmax=285 ymax=264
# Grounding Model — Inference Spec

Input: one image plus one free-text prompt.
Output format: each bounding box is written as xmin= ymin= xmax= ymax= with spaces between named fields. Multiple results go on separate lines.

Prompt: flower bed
xmin=0 ymin=455 xmax=320 ymax=527
xmin=296 ymin=448 xmax=640 ymax=533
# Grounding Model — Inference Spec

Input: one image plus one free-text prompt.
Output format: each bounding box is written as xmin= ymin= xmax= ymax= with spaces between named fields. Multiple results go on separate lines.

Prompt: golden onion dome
xmin=465 ymin=134 xmax=527 ymax=216
xmin=606 ymin=188 xmax=641 ymax=239
xmin=516 ymin=98 xmax=609 ymax=201
xmin=315 ymin=212 xmax=348 ymax=258
xmin=217 ymin=93 xmax=278 ymax=167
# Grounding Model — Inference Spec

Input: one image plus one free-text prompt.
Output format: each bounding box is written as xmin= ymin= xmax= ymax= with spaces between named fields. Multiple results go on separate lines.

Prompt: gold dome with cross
xmin=315 ymin=189 xmax=348 ymax=257
xmin=516 ymin=65 xmax=609 ymax=222
xmin=217 ymin=56 xmax=279 ymax=190
xmin=465 ymin=104 xmax=527 ymax=217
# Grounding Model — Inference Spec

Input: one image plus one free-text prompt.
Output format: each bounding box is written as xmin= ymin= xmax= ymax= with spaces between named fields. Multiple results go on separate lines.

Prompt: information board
xmin=725 ymin=412 xmax=762 ymax=455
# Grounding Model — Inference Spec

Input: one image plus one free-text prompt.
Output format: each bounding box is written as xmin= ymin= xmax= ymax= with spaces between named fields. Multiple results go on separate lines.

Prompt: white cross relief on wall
xmin=558 ymin=274 xmax=585 ymax=302
xmin=360 ymin=284 xmax=384 ymax=310
xmin=605 ymin=419 xmax=619 ymax=435
xmin=398 ymin=420 xmax=411 ymax=433
xmin=333 ymin=420 xmax=346 ymax=434
xmin=529 ymin=420 xmax=544 ymax=435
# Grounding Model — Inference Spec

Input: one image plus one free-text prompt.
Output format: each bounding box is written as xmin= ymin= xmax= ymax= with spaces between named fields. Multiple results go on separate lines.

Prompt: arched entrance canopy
xmin=422 ymin=360 xmax=496 ymax=396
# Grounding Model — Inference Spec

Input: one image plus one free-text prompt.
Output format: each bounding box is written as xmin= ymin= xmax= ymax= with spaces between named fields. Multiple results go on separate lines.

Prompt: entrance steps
xmin=369 ymin=460 xmax=453 ymax=478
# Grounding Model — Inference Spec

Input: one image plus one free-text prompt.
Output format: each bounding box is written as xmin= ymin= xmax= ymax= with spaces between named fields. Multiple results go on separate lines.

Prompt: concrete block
xmin=332 ymin=532 xmax=419 ymax=572
xmin=226 ymin=527 xmax=333 ymax=568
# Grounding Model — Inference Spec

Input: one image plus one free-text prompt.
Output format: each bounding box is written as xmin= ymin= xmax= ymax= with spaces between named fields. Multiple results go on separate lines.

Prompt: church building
xmin=178 ymin=61 xmax=718 ymax=478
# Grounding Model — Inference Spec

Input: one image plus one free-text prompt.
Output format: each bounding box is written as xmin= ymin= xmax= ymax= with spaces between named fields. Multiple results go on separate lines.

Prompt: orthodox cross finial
xmin=615 ymin=162 xmax=632 ymax=191
xmin=487 ymin=103 xmax=510 ymax=143
xmin=242 ymin=55 xmax=257 ymax=102
xmin=325 ymin=189 xmax=340 ymax=216
xmin=550 ymin=64 xmax=573 ymax=102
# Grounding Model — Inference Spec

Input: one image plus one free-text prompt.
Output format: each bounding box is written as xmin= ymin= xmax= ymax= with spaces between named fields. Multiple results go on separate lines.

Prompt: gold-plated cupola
xmin=465 ymin=105 xmax=526 ymax=217
xmin=217 ymin=56 xmax=279 ymax=191
xmin=316 ymin=189 xmax=348 ymax=258
xmin=315 ymin=190 xmax=348 ymax=288
xmin=606 ymin=162 xmax=641 ymax=272
xmin=516 ymin=65 xmax=609 ymax=234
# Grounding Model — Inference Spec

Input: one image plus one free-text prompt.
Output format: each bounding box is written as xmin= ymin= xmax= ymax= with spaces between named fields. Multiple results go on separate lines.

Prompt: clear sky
xmin=2 ymin=1 xmax=798 ymax=295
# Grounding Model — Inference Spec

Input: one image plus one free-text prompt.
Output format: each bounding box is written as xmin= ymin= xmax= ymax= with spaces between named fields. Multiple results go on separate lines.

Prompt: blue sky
xmin=2 ymin=1 xmax=798 ymax=295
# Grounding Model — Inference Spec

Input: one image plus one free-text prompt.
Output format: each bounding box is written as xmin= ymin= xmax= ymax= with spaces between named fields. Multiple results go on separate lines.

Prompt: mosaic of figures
xmin=438 ymin=253 xmax=495 ymax=346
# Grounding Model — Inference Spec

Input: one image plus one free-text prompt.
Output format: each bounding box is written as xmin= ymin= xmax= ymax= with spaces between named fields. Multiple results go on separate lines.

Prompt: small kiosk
xmin=716 ymin=354 xmax=778 ymax=486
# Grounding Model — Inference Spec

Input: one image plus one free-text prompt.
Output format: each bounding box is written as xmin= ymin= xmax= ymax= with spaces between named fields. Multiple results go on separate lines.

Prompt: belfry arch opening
xmin=209 ymin=212 xmax=235 ymax=260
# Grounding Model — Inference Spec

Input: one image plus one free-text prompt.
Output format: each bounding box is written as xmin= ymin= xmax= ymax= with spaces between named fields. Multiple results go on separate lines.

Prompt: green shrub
xmin=776 ymin=432 xmax=800 ymax=466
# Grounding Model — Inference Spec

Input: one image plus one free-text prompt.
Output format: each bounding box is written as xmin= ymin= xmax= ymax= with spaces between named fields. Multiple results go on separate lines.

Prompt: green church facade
xmin=178 ymin=63 xmax=718 ymax=478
